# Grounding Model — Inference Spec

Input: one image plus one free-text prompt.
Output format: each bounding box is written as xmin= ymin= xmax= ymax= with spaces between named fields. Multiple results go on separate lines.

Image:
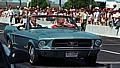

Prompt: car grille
xmin=52 ymin=39 xmax=92 ymax=47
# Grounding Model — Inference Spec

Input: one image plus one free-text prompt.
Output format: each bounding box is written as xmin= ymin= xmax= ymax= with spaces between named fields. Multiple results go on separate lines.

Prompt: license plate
xmin=65 ymin=51 xmax=78 ymax=57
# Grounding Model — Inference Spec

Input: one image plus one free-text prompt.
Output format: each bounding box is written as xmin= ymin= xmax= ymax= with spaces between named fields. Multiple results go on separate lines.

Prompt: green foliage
xmin=63 ymin=1 xmax=72 ymax=9
xmin=30 ymin=0 xmax=37 ymax=7
xmin=63 ymin=0 xmax=97 ymax=9
xmin=30 ymin=0 xmax=48 ymax=9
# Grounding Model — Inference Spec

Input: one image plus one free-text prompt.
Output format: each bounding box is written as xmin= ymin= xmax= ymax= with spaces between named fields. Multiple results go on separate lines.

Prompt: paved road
xmin=98 ymin=37 xmax=120 ymax=62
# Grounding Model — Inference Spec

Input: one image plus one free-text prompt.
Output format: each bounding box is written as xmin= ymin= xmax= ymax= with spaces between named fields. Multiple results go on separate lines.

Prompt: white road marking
xmin=101 ymin=50 xmax=120 ymax=55
xmin=103 ymin=44 xmax=120 ymax=46
xmin=97 ymin=61 xmax=120 ymax=64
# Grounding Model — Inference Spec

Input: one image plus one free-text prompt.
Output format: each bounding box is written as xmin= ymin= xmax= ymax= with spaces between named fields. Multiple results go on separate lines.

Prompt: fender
xmin=4 ymin=25 xmax=18 ymax=42
xmin=4 ymin=25 xmax=18 ymax=32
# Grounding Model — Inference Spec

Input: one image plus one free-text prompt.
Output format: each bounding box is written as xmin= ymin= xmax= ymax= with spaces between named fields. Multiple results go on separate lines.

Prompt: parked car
xmin=4 ymin=15 xmax=102 ymax=65
xmin=0 ymin=41 xmax=30 ymax=68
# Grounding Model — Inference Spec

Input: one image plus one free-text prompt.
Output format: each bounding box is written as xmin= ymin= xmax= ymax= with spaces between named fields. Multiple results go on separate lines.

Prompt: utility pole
xmin=19 ymin=0 xmax=21 ymax=7
xmin=6 ymin=0 xmax=8 ymax=7
xmin=27 ymin=0 xmax=31 ymax=7
xmin=89 ymin=0 xmax=92 ymax=9
xmin=59 ymin=0 xmax=61 ymax=7
xmin=59 ymin=0 xmax=62 ymax=10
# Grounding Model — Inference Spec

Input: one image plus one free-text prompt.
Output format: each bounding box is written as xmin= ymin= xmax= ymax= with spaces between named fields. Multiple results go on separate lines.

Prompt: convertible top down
xmin=4 ymin=15 xmax=102 ymax=65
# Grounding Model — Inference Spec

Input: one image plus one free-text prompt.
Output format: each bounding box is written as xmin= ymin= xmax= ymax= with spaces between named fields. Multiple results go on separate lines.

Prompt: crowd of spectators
xmin=0 ymin=5 xmax=120 ymax=29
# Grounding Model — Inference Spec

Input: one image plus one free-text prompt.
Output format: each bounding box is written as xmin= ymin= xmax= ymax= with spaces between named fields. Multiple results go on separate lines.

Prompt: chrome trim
xmin=52 ymin=47 xmax=92 ymax=49
xmin=52 ymin=39 xmax=93 ymax=48
xmin=91 ymin=40 xmax=94 ymax=49
xmin=35 ymin=47 xmax=99 ymax=51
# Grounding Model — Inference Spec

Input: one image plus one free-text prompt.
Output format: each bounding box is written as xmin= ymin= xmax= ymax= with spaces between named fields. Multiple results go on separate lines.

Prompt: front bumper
xmin=35 ymin=48 xmax=100 ymax=58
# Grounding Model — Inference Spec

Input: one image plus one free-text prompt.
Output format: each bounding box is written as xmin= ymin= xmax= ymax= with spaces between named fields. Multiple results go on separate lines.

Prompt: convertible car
xmin=4 ymin=15 xmax=102 ymax=65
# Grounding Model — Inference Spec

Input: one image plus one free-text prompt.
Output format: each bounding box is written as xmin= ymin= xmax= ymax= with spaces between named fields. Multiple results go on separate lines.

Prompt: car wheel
xmin=85 ymin=56 xmax=97 ymax=65
xmin=29 ymin=45 xmax=38 ymax=64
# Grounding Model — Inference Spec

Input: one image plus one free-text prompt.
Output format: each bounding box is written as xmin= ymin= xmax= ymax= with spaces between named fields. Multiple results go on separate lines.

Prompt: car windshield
xmin=28 ymin=15 xmax=78 ymax=30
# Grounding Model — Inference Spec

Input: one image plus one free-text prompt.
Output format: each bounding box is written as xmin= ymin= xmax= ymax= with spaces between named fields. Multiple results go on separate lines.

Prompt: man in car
xmin=30 ymin=16 xmax=37 ymax=27
xmin=29 ymin=16 xmax=42 ymax=28
xmin=52 ymin=18 xmax=75 ymax=29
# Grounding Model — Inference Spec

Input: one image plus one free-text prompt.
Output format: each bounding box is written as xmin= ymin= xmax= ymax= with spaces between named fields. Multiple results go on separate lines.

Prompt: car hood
xmin=30 ymin=29 xmax=100 ymax=40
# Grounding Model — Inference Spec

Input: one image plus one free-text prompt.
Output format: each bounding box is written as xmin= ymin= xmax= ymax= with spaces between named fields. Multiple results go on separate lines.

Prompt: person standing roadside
xmin=14 ymin=6 xmax=20 ymax=24
xmin=19 ymin=7 xmax=23 ymax=23
xmin=7 ymin=6 xmax=14 ymax=25
xmin=93 ymin=7 xmax=100 ymax=25
xmin=87 ymin=11 xmax=94 ymax=24
xmin=115 ymin=10 xmax=120 ymax=35
xmin=80 ymin=8 xmax=88 ymax=31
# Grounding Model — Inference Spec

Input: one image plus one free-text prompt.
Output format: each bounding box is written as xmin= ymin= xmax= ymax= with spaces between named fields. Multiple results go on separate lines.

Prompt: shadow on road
xmin=29 ymin=59 xmax=105 ymax=67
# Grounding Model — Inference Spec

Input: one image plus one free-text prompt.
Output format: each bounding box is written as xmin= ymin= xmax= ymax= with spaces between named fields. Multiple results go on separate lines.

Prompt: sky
xmin=5 ymin=0 xmax=120 ymax=3
xmin=12 ymin=0 xmax=22 ymax=2
xmin=4 ymin=0 xmax=28 ymax=2
xmin=3 ymin=0 xmax=68 ymax=3
xmin=95 ymin=0 xmax=120 ymax=2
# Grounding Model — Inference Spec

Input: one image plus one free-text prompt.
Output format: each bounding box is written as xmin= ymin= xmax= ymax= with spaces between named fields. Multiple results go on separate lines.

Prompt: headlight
xmin=95 ymin=40 xmax=102 ymax=47
xmin=38 ymin=41 xmax=46 ymax=48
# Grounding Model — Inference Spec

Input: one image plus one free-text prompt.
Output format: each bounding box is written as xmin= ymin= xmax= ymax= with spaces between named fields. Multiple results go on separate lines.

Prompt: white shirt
xmin=83 ymin=13 xmax=88 ymax=19
xmin=41 ymin=12 xmax=47 ymax=15
xmin=19 ymin=9 xmax=23 ymax=16
xmin=7 ymin=9 xmax=13 ymax=16
xmin=94 ymin=11 xmax=100 ymax=19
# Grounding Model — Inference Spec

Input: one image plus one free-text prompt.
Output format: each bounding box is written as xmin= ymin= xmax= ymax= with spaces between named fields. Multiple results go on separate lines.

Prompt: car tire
xmin=29 ymin=45 xmax=38 ymax=65
xmin=85 ymin=56 xmax=97 ymax=65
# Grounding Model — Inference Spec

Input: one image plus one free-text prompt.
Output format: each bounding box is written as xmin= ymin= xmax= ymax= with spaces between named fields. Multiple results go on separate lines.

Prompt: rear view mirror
xmin=9 ymin=48 xmax=30 ymax=64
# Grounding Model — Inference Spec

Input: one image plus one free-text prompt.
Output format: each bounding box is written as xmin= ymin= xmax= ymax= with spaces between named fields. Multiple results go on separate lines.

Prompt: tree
xmin=63 ymin=1 xmax=72 ymax=9
xmin=30 ymin=0 xmax=37 ymax=7
xmin=38 ymin=0 xmax=49 ymax=9
xmin=63 ymin=0 xmax=97 ymax=9
xmin=30 ymin=0 xmax=48 ymax=9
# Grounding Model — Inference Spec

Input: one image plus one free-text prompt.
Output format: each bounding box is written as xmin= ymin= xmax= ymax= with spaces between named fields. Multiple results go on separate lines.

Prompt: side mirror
xmin=9 ymin=48 xmax=30 ymax=64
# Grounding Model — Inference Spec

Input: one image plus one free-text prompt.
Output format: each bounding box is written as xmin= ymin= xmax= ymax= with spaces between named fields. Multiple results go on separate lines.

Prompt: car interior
xmin=14 ymin=16 xmax=79 ymax=30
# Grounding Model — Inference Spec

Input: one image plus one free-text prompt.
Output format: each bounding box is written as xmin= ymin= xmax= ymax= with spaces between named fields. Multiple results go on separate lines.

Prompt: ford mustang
xmin=4 ymin=15 xmax=102 ymax=65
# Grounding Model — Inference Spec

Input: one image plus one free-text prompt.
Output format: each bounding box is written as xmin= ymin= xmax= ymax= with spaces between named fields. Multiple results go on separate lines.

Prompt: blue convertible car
xmin=4 ymin=15 xmax=102 ymax=64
